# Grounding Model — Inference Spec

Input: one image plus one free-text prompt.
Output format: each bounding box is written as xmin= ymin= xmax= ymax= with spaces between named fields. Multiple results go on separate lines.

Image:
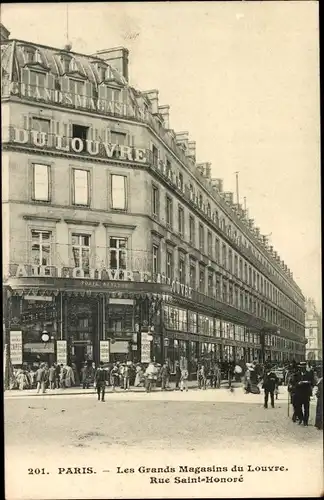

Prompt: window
xmin=72 ymin=233 xmax=90 ymax=276
xmin=32 ymin=117 xmax=50 ymax=133
xmin=111 ymin=131 xmax=127 ymax=145
xmin=207 ymin=203 xmax=211 ymax=218
xmin=179 ymin=254 xmax=186 ymax=283
xmin=73 ymin=169 xmax=89 ymax=206
xmin=228 ymin=248 xmax=233 ymax=272
xmin=190 ymin=261 xmax=196 ymax=289
xmin=199 ymin=267 xmax=205 ymax=293
xmin=178 ymin=206 xmax=184 ymax=236
xmin=152 ymin=144 xmax=159 ymax=166
xmin=178 ymin=172 xmax=183 ymax=191
xmin=188 ymin=311 xmax=197 ymax=333
xmin=30 ymin=71 xmax=46 ymax=88
xmin=32 ymin=163 xmax=50 ymax=201
xmin=234 ymin=255 xmax=238 ymax=276
xmin=111 ymin=174 xmax=127 ymax=210
xmin=109 ymin=237 xmax=127 ymax=270
xmin=166 ymin=159 xmax=171 ymax=177
xmin=207 ymin=231 xmax=212 ymax=257
xmin=222 ymin=244 xmax=227 ymax=268
xmin=199 ymin=224 xmax=205 ymax=252
xmin=208 ymin=272 xmax=213 ymax=296
xmin=189 ymin=216 xmax=195 ymax=245
xmin=152 ymin=245 xmax=159 ymax=274
xmin=31 ymin=231 xmax=52 ymax=274
xmin=69 ymin=79 xmax=85 ymax=96
xmin=215 ymin=238 xmax=220 ymax=262
xmin=72 ymin=124 xmax=88 ymax=141
xmin=166 ymin=250 xmax=173 ymax=280
xmin=166 ymin=196 xmax=173 ymax=228
xmin=152 ymin=185 xmax=159 ymax=217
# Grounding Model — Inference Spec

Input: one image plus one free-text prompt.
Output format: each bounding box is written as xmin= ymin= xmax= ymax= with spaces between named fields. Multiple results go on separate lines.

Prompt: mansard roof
xmin=0 ymin=38 xmax=125 ymax=86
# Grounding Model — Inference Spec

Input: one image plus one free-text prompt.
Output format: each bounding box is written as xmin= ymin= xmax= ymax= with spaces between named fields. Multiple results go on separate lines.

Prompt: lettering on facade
xmin=11 ymin=127 xmax=148 ymax=164
xmin=11 ymin=265 xmax=193 ymax=299
xmin=9 ymin=81 xmax=149 ymax=121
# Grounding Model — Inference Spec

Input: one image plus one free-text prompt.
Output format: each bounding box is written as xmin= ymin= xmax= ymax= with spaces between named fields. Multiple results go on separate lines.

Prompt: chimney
xmin=205 ymin=162 xmax=212 ymax=179
xmin=248 ymin=219 xmax=254 ymax=228
xmin=0 ymin=24 xmax=10 ymax=41
xmin=142 ymin=90 xmax=159 ymax=114
xmin=94 ymin=47 xmax=129 ymax=81
xmin=158 ymin=105 xmax=170 ymax=129
xmin=175 ymin=131 xmax=189 ymax=150
xmin=255 ymin=227 xmax=260 ymax=236
xmin=187 ymin=141 xmax=196 ymax=160
xmin=211 ymin=178 xmax=223 ymax=193
xmin=224 ymin=192 xmax=234 ymax=205
xmin=196 ymin=164 xmax=204 ymax=176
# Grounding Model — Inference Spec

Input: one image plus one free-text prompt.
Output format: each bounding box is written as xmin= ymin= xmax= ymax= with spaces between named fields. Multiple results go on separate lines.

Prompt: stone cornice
xmin=23 ymin=214 xmax=61 ymax=223
xmin=64 ymin=218 xmax=100 ymax=227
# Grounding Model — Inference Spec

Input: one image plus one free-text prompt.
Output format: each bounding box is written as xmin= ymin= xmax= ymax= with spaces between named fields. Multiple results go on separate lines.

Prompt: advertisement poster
xmin=2 ymin=2 xmax=322 ymax=500
xmin=10 ymin=331 xmax=23 ymax=365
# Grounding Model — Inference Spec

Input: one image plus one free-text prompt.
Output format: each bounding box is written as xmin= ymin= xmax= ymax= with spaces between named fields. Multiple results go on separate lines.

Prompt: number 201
xmin=28 ymin=468 xmax=46 ymax=475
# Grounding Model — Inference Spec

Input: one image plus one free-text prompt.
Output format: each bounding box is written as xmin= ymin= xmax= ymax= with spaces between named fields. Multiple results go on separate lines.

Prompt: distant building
xmin=305 ymin=298 xmax=322 ymax=361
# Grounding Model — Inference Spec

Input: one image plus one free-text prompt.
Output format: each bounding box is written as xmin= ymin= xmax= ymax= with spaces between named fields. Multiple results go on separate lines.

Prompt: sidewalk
xmin=4 ymin=379 xmax=232 ymax=398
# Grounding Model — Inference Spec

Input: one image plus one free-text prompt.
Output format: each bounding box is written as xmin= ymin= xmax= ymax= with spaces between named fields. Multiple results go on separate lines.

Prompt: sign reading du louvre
xmin=9 ymin=264 xmax=193 ymax=299
xmin=11 ymin=127 xmax=148 ymax=163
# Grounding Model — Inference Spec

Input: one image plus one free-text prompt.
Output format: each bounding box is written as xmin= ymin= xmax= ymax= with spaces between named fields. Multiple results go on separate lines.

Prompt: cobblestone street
xmin=5 ymin=388 xmax=323 ymax=499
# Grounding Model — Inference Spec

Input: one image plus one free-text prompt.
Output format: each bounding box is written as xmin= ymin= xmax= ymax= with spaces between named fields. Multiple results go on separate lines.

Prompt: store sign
xmin=9 ymin=82 xmax=148 ymax=121
xmin=141 ymin=332 xmax=151 ymax=363
xmin=100 ymin=341 xmax=110 ymax=363
xmin=10 ymin=331 xmax=23 ymax=365
xmin=11 ymin=128 xmax=148 ymax=164
xmin=56 ymin=340 xmax=67 ymax=365
xmin=12 ymin=265 xmax=192 ymax=298
xmin=24 ymin=342 xmax=55 ymax=354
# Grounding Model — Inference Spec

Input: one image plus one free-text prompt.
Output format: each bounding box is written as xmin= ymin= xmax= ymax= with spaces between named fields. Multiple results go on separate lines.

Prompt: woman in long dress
xmin=65 ymin=364 xmax=75 ymax=388
xmin=134 ymin=364 xmax=144 ymax=387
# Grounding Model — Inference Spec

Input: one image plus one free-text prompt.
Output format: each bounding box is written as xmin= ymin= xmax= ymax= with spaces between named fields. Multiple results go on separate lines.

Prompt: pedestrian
xmin=65 ymin=364 xmax=75 ymax=388
xmin=314 ymin=374 xmax=323 ymax=430
xmin=228 ymin=360 xmax=235 ymax=392
xmin=160 ymin=362 xmax=169 ymax=391
xmin=110 ymin=363 xmax=120 ymax=391
xmin=262 ymin=364 xmax=279 ymax=409
xmin=175 ymin=361 xmax=181 ymax=390
xmin=123 ymin=364 xmax=130 ymax=391
xmin=81 ymin=362 xmax=90 ymax=389
xmin=295 ymin=362 xmax=314 ymax=426
xmin=134 ymin=364 xmax=143 ymax=387
xmin=54 ymin=363 xmax=60 ymax=389
xmin=48 ymin=364 xmax=56 ymax=389
xmin=71 ymin=361 xmax=80 ymax=387
xmin=287 ymin=366 xmax=300 ymax=422
xmin=59 ymin=364 xmax=66 ymax=389
xmin=95 ymin=362 xmax=107 ymax=402
xmin=180 ymin=367 xmax=189 ymax=392
xmin=36 ymin=363 xmax=46 ymax=394
xmin=214 ymin=362 xmax=221 ymax=389
xmin=144 ymin=361 xmax=156 ymax=393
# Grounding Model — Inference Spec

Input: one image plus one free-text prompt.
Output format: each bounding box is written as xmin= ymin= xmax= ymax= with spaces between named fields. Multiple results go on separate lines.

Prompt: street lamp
xmin=41 ymin=330 xmax=50 ymax=343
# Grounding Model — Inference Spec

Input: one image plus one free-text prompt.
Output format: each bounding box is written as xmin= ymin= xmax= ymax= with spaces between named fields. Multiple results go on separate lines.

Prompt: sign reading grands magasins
xmin=10 ymin=265 xmax=193 ymax=299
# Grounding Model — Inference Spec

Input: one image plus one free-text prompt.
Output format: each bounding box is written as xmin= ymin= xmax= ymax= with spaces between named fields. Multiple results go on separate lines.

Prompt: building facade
xmin=1 ymin=27 xmax=307 ymax=375
xmin=305 ymin=298 xmax=322 ymax=361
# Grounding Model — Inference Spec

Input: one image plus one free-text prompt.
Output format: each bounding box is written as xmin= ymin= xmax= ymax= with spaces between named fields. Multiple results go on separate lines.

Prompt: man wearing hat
xmin=294 ymin=361 xmax=314 ymax=426
xmin=95 ymin=362 xmax=108 ymax=402
xmin=262 ymin=364 xmax=279 ymax=409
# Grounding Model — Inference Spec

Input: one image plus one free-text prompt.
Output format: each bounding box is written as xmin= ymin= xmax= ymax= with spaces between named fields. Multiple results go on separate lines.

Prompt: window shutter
xmin=98 ymin=83 xmax=106 ymax=100
xmin=47 ymin=73 xmax=55 ymax=90
xmin=21 ymin=68 xmax=29 ymax=85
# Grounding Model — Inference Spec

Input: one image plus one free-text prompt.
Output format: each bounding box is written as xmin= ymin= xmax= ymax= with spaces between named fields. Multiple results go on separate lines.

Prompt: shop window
xmin=32 ymin=163 xmax=50 ymax=202
xmin=109 ymin=237 xmax=127 ymax=270
xmin=215 ymin=319 xmax=221 ymax=337
xmin=111 ymin=131 xmax=127 ymax=146
xmin=72 ymin=233 xmax=91 ymax=276
xmin=111 ymin=174 xmax=127 ymax=210
xmin=31 ymin=230 xmax=52 ymax=274
xmin=188 ymin=311 xmax=197 ymax=333
xmin=72 ymin=168 xmax=89 ymax=206
xmin=152 ymin=185 xmax=159 ymax=217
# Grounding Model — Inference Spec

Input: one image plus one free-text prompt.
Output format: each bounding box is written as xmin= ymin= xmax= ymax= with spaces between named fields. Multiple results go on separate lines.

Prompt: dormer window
xmin=21 ymin=45 xmax=36 ymax=64
xmin=60 ymin=53 xmax=72 ymax=74
xmin=34 ymin=50 xmax=43 ymax=65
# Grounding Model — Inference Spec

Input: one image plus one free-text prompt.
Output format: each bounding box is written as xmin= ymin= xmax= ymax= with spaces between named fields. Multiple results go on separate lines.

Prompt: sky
xmin=1 ymin=2 xmax=321 ymax=309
